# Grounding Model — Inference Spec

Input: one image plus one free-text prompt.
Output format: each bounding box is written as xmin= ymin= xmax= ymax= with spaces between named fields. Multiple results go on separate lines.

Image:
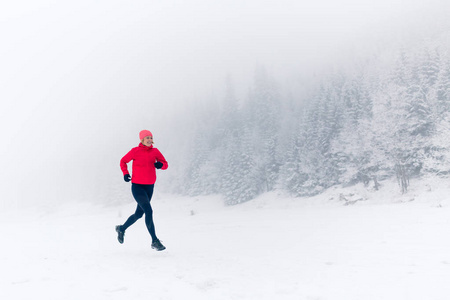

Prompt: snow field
xmin=2 ymin=185 xmax=450 ymax=300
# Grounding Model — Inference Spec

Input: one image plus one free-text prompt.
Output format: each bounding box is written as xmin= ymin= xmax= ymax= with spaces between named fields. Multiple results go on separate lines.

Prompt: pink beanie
xmin=139 ymin=130 xmax=153 ymax=140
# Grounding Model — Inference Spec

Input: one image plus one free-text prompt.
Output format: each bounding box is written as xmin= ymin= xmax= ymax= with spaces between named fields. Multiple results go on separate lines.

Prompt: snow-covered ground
xmin=3 ymin=178 xmax=450 ymax=300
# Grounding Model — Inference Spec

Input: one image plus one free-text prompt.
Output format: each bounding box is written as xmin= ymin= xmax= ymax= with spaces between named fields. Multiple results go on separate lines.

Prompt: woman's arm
xmin=120 ymin=148 xmax=135 ymax=175
xmin=154 ymin=149 xmax=169 ymax=170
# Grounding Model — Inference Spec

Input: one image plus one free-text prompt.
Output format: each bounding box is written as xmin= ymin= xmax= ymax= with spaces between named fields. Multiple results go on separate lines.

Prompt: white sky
xmin=0 ymin=0 xmax=448 ymax=205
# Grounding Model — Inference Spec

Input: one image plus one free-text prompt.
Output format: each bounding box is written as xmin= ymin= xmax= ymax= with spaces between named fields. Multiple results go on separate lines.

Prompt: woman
xmin=116 ymin=130 xmax=168 ymax=251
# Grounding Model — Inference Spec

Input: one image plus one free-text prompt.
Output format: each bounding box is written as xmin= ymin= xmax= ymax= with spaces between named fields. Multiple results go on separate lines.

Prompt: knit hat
xmin=139 ymin=130 xmax=153 ymax=140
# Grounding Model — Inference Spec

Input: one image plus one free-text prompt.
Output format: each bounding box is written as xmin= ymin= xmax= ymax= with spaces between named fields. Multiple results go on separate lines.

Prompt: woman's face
xmin=142 ymin=135 xmax=153 ymax=146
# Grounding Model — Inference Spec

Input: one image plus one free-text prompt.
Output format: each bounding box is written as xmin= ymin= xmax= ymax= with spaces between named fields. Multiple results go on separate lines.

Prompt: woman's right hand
xmin=124 ymin=174 xmax=131 ymax=182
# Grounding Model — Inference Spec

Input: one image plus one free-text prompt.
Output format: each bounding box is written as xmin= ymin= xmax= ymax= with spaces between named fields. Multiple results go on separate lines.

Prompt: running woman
xmin=116 ymin=130 xmax=168 ymax=251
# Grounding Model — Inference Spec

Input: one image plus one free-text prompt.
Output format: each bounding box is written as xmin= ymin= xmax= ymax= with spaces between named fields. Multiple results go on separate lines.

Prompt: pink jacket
xmin=120 ymin=143 xmax=168 ymax=185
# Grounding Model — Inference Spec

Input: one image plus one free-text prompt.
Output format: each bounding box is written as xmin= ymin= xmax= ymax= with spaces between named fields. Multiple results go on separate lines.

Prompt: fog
xmin=0 ymin=0 xmax=447 ymax=208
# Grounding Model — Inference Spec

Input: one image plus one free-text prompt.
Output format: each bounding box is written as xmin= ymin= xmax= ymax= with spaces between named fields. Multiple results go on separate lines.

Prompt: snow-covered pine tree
xmin=434 ymin=59 xmax=450 ymax=115
xmin=422 ymin=48 xmax=450 ymax=176
xmin=184 ymin=97 xmax=222 ymax=196
xmin=246 ymin=67 xmax=281 ymax=194
xmin=278 ymin=107 xmax=310 ymax=196
xmin=329 ymin=72 xmax=373 ymax=186
xmin=223 ymin=124 xmax=260 ymax=205
xmin=216 ymin=76 xmax=250 ymax=203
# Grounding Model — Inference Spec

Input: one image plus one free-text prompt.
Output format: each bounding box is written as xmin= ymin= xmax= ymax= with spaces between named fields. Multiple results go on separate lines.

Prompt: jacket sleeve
xmin=120 ymin=148 xmax=135 ymax=175
xmin=154 ymin=148 xmax=169 ymax=170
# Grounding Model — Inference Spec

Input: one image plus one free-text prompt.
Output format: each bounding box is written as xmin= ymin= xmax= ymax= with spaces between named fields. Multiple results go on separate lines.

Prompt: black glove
xmin=124 ymin=174 xmax=131 ymax=182
xmin=154 ymin=162 xmax=163 ymax=169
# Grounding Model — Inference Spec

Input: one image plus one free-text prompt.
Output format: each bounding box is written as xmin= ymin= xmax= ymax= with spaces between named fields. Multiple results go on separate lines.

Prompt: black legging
xmin=121 ymin=183 xmax=158 ymax=241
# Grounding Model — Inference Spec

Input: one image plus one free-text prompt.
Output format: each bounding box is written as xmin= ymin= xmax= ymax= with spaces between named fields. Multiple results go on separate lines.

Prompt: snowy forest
xmin=170 ymin=32 xmax=450 ymax=205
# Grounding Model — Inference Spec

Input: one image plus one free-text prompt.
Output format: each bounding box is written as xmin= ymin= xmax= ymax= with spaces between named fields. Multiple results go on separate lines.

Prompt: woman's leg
xmin=121 ymin=204 xmax=144 ymax=231
xmin=131 ymin=184 xmax=158 ymax=241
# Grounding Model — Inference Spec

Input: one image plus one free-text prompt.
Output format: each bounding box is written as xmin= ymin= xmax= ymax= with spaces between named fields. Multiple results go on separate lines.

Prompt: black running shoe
xmin=115 ymin=225 xmax=124 ymax=244
xmin=151 ymin=239 xmax=166 ymax=251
